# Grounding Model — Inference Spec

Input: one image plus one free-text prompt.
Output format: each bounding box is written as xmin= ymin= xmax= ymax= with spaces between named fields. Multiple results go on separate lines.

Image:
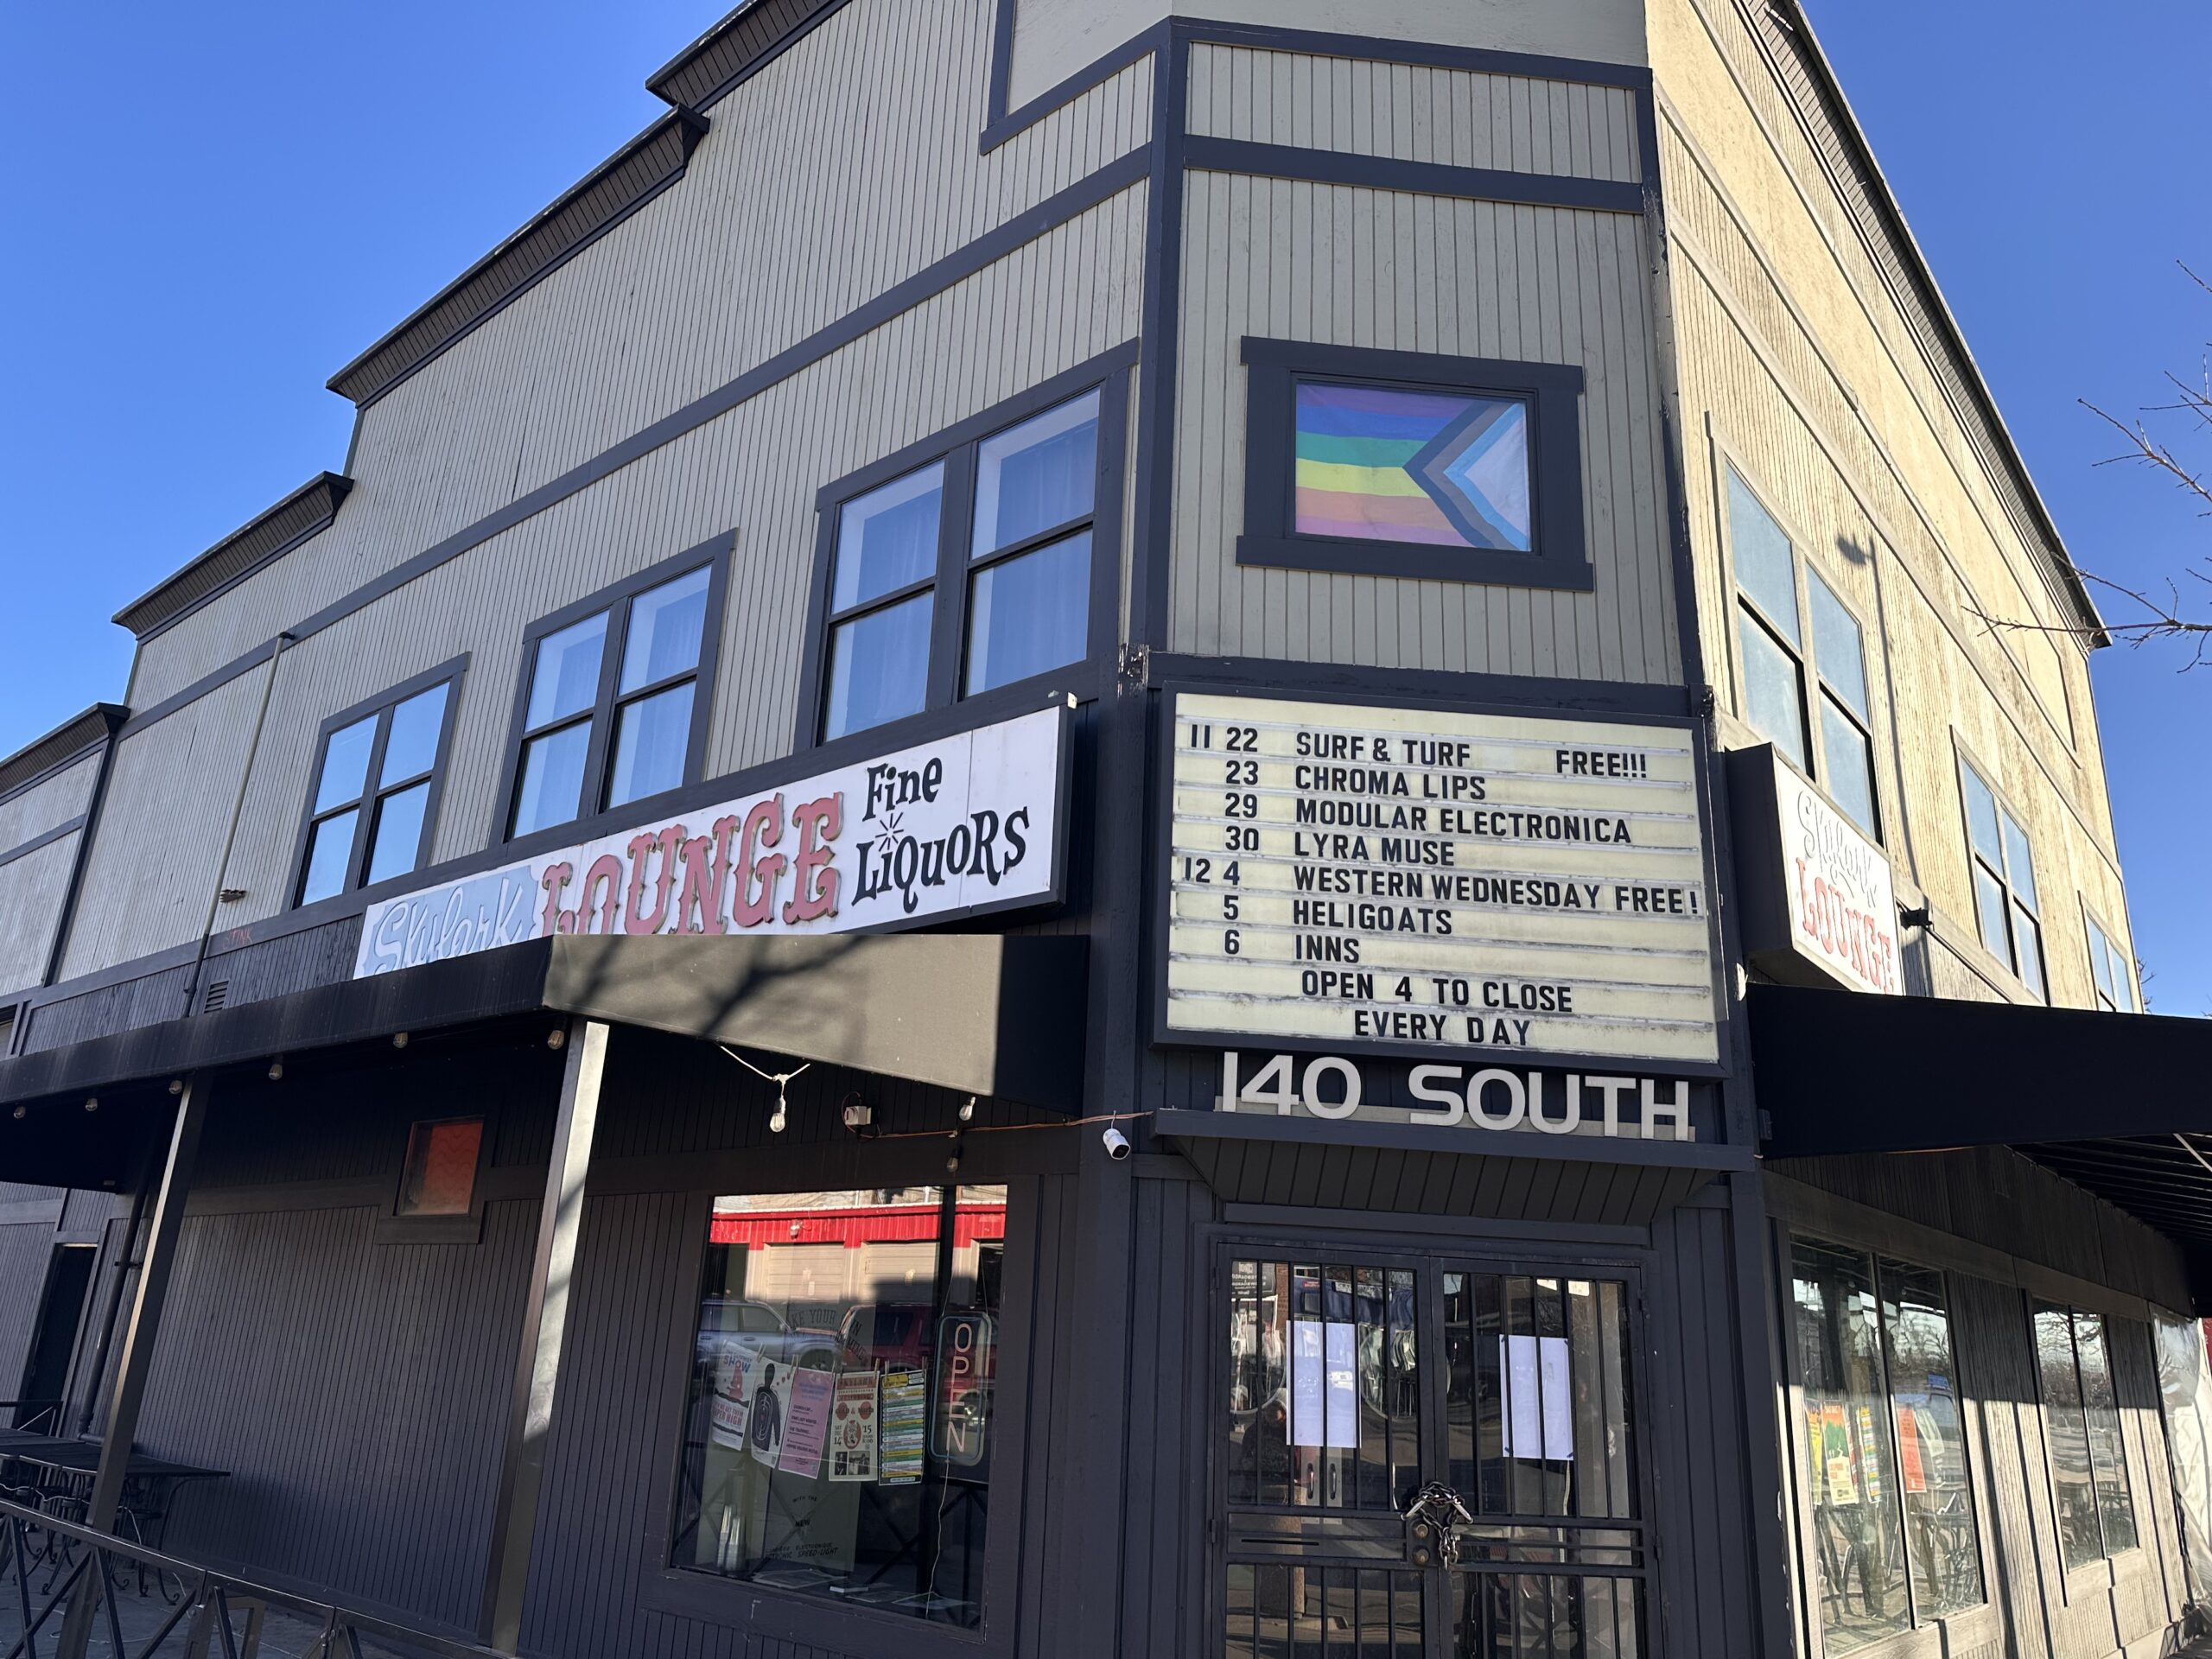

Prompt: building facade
xmin=3 ymin=3 xmax=2209 ymax=1658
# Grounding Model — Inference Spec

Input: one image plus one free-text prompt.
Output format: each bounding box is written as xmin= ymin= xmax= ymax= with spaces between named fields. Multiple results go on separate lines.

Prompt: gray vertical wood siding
xmin=1186 ymin=45 xmax=1644 ymax=183
xmin=0 ymin=838 xmax=80 ymax=993
xmin=61 ymin=185 xmax=1146 ymax=978
xmin=0 ymin=753 xmax=98 ymax=850
xmin=1170 ymin=170 xmax=1679 ymax=681
xmin=129 ymin=0 xmax=1153 ymax=712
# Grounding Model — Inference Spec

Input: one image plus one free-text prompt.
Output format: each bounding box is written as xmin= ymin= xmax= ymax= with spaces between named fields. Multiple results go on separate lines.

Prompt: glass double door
xmin=1220 ymin=1249 xmax=1651 ymax=1658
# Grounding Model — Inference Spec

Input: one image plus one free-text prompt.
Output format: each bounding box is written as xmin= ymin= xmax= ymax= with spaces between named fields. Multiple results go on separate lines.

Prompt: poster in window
xmin=1325 ymin=1323 xmax=1358 ymax=1452
xmin=1291 ymin=1321 xmax=1325 ymax=1449
xmin=1897 ymin=1404 xmax=1928 ymax=1494
xmin=710 ymin=1342 xmax=760 ymax=1451
xmin=1821 ymin=1402 xmax=1858 ymax=1505
xmin=779 ymin=1368 xmax=836 ymax=1477
xmin=880 ymin=1369 xmax=926 ymax=1483
xmin=747 ymin=1360 xmax=797 ymax=1468
xmin=1855 ymin=1403 xmax=1885 ymax=1503
xmin=829 ymin=1371 xmax=880 ymax=1482
xmin=1499 ymin=1335 xmax=1576 ymax=1460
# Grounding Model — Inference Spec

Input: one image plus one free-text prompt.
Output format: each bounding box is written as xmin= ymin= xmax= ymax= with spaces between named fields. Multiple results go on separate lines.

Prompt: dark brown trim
xmin=1236 ymin=337 xmax=1592 ymax=590
xmin=645 ymin=0 xmax=846 ymax=113
xmin=285 ymin=655 xmax=469 ymax=915
xmin=113 ymin=475 xmax=353 ymax=641
xmin=489 ymin=536 xmax=731 ymax=847
xmin=327 ymin=111 xmax=709 ymax=410
xmin=120 ymin=152 xmax=1151 ymax=747
xmin=1185 ymin=136 xmax=1645 ymax=215
xmin=0 ymin=707 xmax=123 ymax=808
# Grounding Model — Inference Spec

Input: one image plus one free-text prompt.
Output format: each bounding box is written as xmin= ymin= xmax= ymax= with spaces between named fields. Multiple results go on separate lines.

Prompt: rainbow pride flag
xmin=1294 ymin=381 xmax=1533 ymax=551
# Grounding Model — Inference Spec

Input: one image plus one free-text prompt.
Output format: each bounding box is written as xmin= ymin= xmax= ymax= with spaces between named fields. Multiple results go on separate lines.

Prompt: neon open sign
xmin=932 ymin=1313 xmax=995 ymax=1467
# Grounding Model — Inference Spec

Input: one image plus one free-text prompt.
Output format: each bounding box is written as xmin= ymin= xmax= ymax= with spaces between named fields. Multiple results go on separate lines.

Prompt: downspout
xmin=181 ymin=630 xmax=290 ymax=1016
xmin=39 ymin=716 xmax=124 ymax=990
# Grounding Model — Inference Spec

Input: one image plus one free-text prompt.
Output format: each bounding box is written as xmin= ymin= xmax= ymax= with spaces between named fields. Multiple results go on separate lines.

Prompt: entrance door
xmin=15 ymin=1244 xmax=95 ymax=1431
xmin=1218 ymin=1249 xmax=1652 ymax=1657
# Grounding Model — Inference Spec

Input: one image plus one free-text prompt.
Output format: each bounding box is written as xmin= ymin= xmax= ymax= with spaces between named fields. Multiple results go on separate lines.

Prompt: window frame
xmin=1954 ymin=749 xmax=2047 ymax=1001
xmin=2028 ymin=1300 xmax=2141 ymax=1573
xmin=1782 ymin=1233 xmax=1992 ymax=1655
xmin=288 ymin=655 xmax=467 ymax=910
xmin=494 ymin=537 xmax=732 ymax=845
xmin=639 ymin=1146 xmax=1041 ymax=1653
xmin=2082 ymin=905 xmax=2137 ymax=1014
xmin=1236 ymin=337 xmax=1591 ymax=589
xmin=1718 ymin=457 xmax=1885 ymax=845
xmin=793 ymin=349 xmax=1133 ymax=756
xmin=373 ymin=1109 xmax=493 ymax=1246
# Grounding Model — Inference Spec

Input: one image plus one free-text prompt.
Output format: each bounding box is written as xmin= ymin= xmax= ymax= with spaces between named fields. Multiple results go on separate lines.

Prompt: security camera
xmin=1102 ymin=1126 xmax=1132 ymax=1160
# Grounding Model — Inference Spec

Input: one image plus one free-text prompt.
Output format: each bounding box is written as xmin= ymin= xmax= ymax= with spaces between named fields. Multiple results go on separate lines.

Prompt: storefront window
xmin=2033 ymin=1302 xmax=2139 ymax=1569
xmin=1877 ymin=1260 xmax=1982 ymax=1618
xmin=671 ymin=1185 xmax=1006 ymax=1627
xmin=1794 ymin=1240 xmax=1986 ymax=1651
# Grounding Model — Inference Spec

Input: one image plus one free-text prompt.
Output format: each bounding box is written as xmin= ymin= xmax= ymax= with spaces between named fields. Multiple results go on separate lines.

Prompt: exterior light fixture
xmin=267 ymin=1058 xmax=285 ymax=1083
xmin=547 ymin=1027 xmax=566 ymax=1051
xmin=392 ymin=1032 xmax=410 ymax=1049
xmin=83 ymin=1096 xmax=99 ymax=1114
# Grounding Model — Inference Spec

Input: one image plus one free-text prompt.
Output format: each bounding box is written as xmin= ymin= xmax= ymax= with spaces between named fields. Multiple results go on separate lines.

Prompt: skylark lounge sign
xmin=353 ymin=706 xmax=1067 ymax=977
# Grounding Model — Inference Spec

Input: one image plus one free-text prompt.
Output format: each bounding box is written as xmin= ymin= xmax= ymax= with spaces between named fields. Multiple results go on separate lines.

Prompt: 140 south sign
xmin=353 ymin=706 xmax=1066 ymax=977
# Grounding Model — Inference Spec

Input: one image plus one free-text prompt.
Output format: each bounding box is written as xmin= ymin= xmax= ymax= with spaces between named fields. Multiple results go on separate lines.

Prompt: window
xmin=811 ymin=373 xmax=1118 ymax=746
xmin=396 ymin=1117 xmax=484 ymax=1217
xmin=1959 ymin=759 xmax=2046 ymax=999
xmin=2085 ymin=912 xmax=2136 ymax=1013
xmin=1238 ymin=338 xmax=1590 ymax=589
xmin=1791 ymin=1239 xmax=1983 ymax=1652
xmin=1726 ymin=467 xmax=1880 ymax=841
xmin=2033 ymin=1303 xmax=2139 ymax=1569
xmin=505 ymin=550 xmax=724 ymax=839
xmin=672 ymin=1185 xmax=1007 ymax=1628
xmin=294 ymin=664 xmax=462 ymax=906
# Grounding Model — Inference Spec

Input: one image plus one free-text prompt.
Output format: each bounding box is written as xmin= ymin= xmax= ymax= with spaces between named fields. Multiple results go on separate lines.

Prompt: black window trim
xmin=1719 ymin=454 xmax=1886 ymax=847
xmin=288 ymin=654 xmax=468 ymax=910
xmin=1235 ymin=336 xmax=1591 ymax=590
xmin=1954 ymin=743 xmax=2046 ymax=1001
xmin=792 ymin=344 xmax=1135 ymax=757
xmin=494 ymin=533 xmax=734 ymax=845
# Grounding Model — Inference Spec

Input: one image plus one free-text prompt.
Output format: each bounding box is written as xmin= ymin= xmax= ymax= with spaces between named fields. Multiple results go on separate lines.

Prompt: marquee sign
xmin=353 ymin=704 xmax=1068 ymax=977
xmin=1161 ymin=691 xmax=1722 ymax=1068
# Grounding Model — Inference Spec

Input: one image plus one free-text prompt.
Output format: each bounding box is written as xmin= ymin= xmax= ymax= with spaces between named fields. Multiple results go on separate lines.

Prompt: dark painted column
xmin=56 ymin=1072 xmax=210 ymax=1659
xmin=480 ymin=1018 xmax=608 ymax=1652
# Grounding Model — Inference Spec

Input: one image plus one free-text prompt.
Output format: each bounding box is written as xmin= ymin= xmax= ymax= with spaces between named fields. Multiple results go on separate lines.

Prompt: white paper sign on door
xmin=1292 ymin=1321 xmax=1325 ymax=1448
xmin=1325 ymin=1323 xmax=1358 ymax=1450
xmin=1500 ymin=1334 xmax=1575 ymax=1461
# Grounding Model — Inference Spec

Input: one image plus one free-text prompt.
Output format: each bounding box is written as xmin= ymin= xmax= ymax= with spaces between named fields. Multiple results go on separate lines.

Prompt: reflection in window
xmin=673 ymin=1186 xmax=1006 ymax=1628
xmin=396 ymin=1117 xmax=482 ymax=1217
xmin=2035 ymin=1302 xmax=2138 ymax=1568
xmin=1877 ymin=1260 xmax=1982 ymax=1618
xmin=2086 ymin=914 xmax=2136 ymax=1014
xmin=296 ymin=681 xmax=453 ymax=906
xmin=1961 ymin=762 xmax=2045 ymax=1000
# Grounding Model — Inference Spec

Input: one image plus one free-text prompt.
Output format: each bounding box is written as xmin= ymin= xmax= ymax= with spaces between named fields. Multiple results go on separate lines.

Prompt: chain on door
xmin=1219 ymin=1253 xmax=1653 ymax=1658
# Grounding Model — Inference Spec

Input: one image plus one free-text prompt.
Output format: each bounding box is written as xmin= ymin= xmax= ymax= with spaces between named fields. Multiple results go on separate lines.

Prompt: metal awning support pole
xmin=56 ymin=1071 xmax=210 ymax=1659
xmin=480 ymin=1019 xmax=607 ymax=1652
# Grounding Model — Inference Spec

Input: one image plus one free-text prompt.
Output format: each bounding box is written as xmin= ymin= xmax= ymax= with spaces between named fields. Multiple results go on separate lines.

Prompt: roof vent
xmin=201 ymin=980 xmax=230 ymax=1014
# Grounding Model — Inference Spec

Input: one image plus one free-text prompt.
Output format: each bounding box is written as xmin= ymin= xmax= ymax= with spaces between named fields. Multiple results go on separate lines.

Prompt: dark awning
xmin=0 ymin=935 xmax=1089 ymax=1187
xmin=1749 ymin=982 xmax=2212 ymax=1262
xmin=1153 ymin=1109 xmax=1750 ymax=1227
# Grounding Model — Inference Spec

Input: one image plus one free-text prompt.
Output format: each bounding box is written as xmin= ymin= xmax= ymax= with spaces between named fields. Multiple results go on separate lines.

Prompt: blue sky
xmin=3 ymin=3 xmax=2207 ymax=1008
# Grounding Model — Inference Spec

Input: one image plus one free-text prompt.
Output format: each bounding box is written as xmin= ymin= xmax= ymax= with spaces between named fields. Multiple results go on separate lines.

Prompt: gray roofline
xmin=645 ymin=0 xmax=843 ymax=113
xmin=1769 ymin=0 xmax=2108 ymax=647
xmin=111 ymin=474 xmax=353 ymax=640
xmin=0 ymin=705 xmax=126 ymax=802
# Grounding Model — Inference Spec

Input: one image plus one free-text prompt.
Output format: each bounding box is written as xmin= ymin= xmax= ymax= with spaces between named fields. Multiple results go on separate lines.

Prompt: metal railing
xmin=0 ymin=1497 xmax=505 ymax=1659
xmin=0 ymin=1408 xmax=63 ymax=1438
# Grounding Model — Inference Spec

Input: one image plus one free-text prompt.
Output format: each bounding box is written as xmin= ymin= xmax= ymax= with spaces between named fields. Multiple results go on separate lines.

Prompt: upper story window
xmin=295 ymin=664 xmax=462 ymax=906
xmin=1790 ymin=1237 xmax=1984 ymax=1652
xmin=2084 ymin=912 xmax=2136 ymax=1013
xmin=1958 ymin=758 xmax=2045 ymax=1000
xmin=809 ymin=365 xmax=1125 ymax=747
xmin=1236 ymin=339 xmax=1591 ymax=590
xmin=505 ymin=549 xmax=726 ymax=839
xmin=2031 ymin=1302 xmax=2138 ymax=1570
xmin=1726 ymin=466 xmax=1880 ymax=841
